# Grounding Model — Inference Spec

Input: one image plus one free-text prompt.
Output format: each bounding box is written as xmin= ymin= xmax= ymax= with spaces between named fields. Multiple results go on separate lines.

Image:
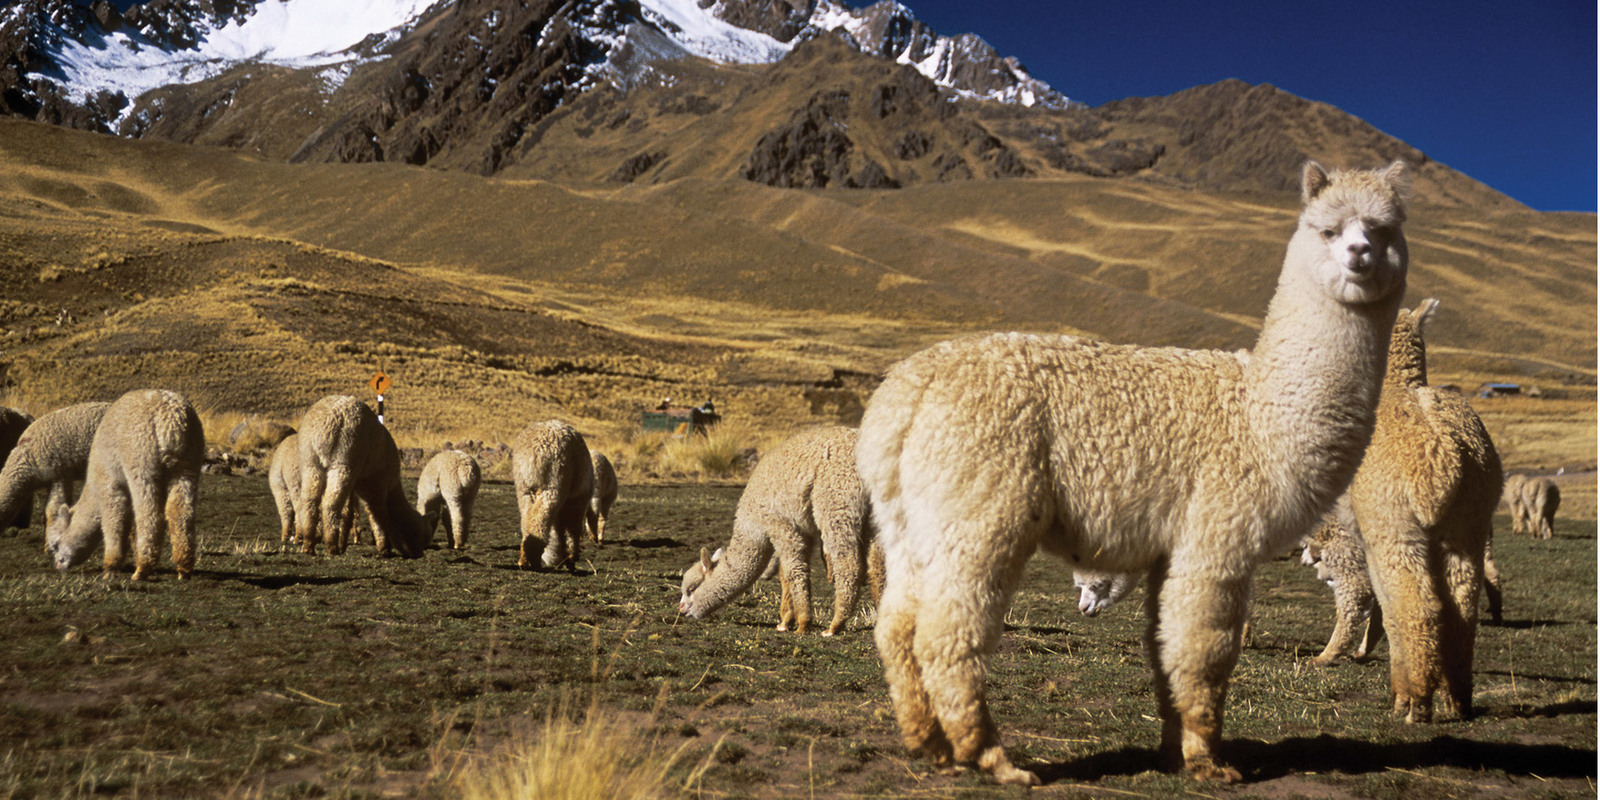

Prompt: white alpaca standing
xmin=512 ymin=419 xmax=593 ymax=570
xmin=1522 ymin=477 xmax=1560 ymax=539
xmin=294 ymin=395 xmax=427 ymax=558
xmin=586 ymin=452 xmax=618 ymax=543
xmin=417 ymin=449 xmax=481 ymax=550
xmin=45 ymin=390 xmax=204 ymax=580
xmin=0 ymin=402 xmax=109 ymax=533
xmin=857 ymin=162 xmax=1409 ymax=784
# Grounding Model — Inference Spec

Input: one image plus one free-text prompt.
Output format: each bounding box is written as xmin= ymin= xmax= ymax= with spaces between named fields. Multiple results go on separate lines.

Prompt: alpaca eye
xmin=1320 ymin=229 xmax=1338 ymax=241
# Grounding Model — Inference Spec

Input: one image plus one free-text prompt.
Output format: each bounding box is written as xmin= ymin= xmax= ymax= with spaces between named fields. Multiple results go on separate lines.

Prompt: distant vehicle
xmin=1476 ymin=382 xmax=1523 ymax=399
xmin=641 ymin=399 xmax=720 ymax=437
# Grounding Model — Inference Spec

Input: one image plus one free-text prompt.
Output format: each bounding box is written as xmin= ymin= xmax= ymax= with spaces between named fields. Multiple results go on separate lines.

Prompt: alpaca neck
xmin=1243 ymin=257 xmax=1401 ymax=537
xmin=690 ymin=521 xmax=774 ymax=616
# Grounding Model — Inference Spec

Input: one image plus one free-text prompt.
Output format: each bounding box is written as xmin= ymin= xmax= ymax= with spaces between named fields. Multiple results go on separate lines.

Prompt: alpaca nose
xmin=1348 ymin=240 xmax=1371 ymax=256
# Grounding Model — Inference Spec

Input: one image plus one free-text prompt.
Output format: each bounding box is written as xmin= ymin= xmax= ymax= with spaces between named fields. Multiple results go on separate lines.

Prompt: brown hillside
xmin=0 ymin=119 xmax=1591 ymax=463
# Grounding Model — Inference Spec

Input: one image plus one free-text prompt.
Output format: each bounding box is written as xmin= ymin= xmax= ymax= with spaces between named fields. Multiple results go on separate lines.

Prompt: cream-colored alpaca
xmin=586 ymin=452 xmax=617 ymax=543
xmin=1301 ymin=513 xmax=1384 ymax=663
xmin=1349 ymin=299 xmax=1502 ymax=722
xmin=1523 ymin=477 xmax=1560 ymax=539
xmin=856 ymin=162 xmax=1409 ymax=785
xmin=45 ymin=390 xmax=204 ymax=580
xmin=679 ymin=425 xmax=884 ymax=636
xmin=294 ymin=395 xmax=427 ymax=558
xmin=0 ymin=402 xmax=109 ymax=533
xmin=0 ymin=407 xmax=33 ymax=529
xmin=512 ymin=420 xmax=593 ymax=570
xmin=417 ymin=449 xmax=481 ymax=550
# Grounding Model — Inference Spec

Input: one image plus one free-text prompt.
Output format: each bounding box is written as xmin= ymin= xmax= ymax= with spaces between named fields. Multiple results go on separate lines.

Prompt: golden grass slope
xmin=0 ymin=119 xmax=1591 ymax=476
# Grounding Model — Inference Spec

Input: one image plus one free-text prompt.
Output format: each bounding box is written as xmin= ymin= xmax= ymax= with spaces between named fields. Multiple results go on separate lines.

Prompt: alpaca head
xmin=1073 ymin=570 xmax=1137 ymax=617
xmin=43 ymin=498 xmax=93 ymax=571
xmin=678 ymin=546 xmax=722 ymax=616
xmin=1296 ymin=160 xmax=1409 ymax=305
xmin=1386 ymin=298 xmax=1439 ymax=386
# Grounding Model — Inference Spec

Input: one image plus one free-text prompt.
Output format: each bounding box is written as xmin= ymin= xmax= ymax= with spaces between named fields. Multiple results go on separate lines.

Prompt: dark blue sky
xmin=905 ymin=0 xmax=1596 ymax=212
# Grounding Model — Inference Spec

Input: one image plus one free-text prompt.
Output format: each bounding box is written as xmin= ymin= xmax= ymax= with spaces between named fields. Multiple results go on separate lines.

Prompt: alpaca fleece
xmin=857 ymin=162 xmax=1410 ymax=784
xmin=294 ymin=395 xmax=426 ymax=559
xmin=512 ymin=419 xmax=593 ymax=570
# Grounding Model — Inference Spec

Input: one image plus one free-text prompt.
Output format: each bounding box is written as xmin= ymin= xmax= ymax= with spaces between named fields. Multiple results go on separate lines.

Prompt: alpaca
xmin=512 ymin=419 xmax=593 ymax=570
xmin=856 ymin=161 xmax=1409 ymax=784
xmin=0 ymin=406 xmax=35 ymax=529
xmin=0 ymin=403 xmax=110 ymax=535
xmin=269 ymin=432 xmax=356 ymax=549
xmin=417 ymin=449 xmax=481 ymax=550
xmin=1503 ymin=473 xmax=1531 ymax=535
xmin=44 ymin=390 xmax=204 ymax=580
xmin=679 ymin=425 xmax=885 ymax=636
xmin=1523 ymin=477 xmax=1560 ymax=539
xmin=1301 ymin=512 xmax=1384 ymax=663
xmin=1349 ymin=299 xmax=1503 ymax=722
xmin=586 ymin=452 xmax=618 ymax=543
xmin=294 ymin=395 xmax=427 ymax=558
xmin=1073 ymin=570 xmax=1137 ymax=617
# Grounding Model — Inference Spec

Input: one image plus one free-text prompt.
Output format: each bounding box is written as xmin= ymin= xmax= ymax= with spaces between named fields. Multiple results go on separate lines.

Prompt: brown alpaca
xmin=1348 ymin=299 xmax=1501 ymax=723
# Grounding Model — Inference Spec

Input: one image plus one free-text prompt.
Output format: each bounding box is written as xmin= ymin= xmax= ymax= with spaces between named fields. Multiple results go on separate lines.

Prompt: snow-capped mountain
xmin=1 ymin=0 xmax=1073 ymax=134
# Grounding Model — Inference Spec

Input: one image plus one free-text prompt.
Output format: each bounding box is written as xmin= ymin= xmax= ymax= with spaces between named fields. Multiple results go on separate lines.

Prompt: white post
xmin=377 ymin=394 xmax=386 ymax=426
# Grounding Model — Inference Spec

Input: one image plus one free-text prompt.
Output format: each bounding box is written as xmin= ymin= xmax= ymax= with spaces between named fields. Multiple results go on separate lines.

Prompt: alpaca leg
xmin=127 ymin=478 xmax=165 ymax=581
xmin=321 ymin=469 xmax=354 ymax=556
xmin=1364 ymin=529 xmax=1442 ymax=723
xmin=1312 ymin=578 xmax=1366 ymax=665
xmin=555 ymin=499 xmax=585 ymax=571
xmin=912 ymin=541 xmax=1039 ymax=785
xmin=1356 ymin=602 xmax=1385 ymax=659
xmin=1482 ymin=539 xmax=1502 ymax=624
xmin=339 ymin=496 xmax=359 ymax=550
xmin=100 ymin=487 xmax=133 ymax=578
xmin=820 ymin=525 xmax=865 ymax=637
xmin=449 ymin=499 xmax=470 ymax=549
xmin=274 ymin=488 xmax=295 ymax=550
xmin=166 ymin=476 xmax=198 ymax=580
xmin=585 ymin=505 xmax=600 ymax=543
xmin=596 ymin=499 xmax=611 ymax=543
xmin=1147 ymin=560 xmax=1249 ymax=782
xmin=1437 ymin=542 xmax=1483 ymax=719
xmin=873 ymin=567 xmax=954 ymax=767
xmin=773 ymin=529 xmax=813 ymax=633
xmin=297 ymin=467 xmax=327 ymax=555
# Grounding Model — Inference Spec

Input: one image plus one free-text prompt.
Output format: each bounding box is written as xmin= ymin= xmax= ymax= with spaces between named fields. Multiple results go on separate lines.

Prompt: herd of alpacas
xmin=0 ymin=162 xmax=1568 ymax=786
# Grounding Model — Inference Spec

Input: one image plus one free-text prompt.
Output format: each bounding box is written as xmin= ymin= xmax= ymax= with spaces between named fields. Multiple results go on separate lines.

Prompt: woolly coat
xmin=0 ymin=402 xmax=108 ymax=530
xmin=512 ymin=419 xmax=593 ymax=570
xmin=45 ymin=390 xmax=204 ymax=579
xmin=416 ymin=449 xmax=481 ymax=550
xmin=295 ymin=395 xmax=426 ymax=558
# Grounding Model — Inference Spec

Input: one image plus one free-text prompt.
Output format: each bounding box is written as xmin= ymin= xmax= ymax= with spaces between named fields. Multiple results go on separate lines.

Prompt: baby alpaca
xmin=586 ymin=452 xmax=618 ymax=543
xmin=0 ymin=402 xmax=110 ymax=534
xmin=417 ymin=449 xmax=481 ymax=550
xmin=45 ymin=390 xmax=204 ymax=580
xmin=512 ymin=420 xmax=593 ymax=570
xmin=1348 ymin=300 xmax=1502 ymax=722
xmin=0 ymin=406 xmax=35 ymax=529
xmin=1301 ymin=513 xmax=1384 ymax=663
xmin=294 ymin=395 xmax=427 ymax=558
xmin=1073 ymin=570 xmax=1138 ymax=617
xmin=679 ymin=426 xmax=884 ymax=636
xmin=856 ymin=162 xmax=1409 ymax=784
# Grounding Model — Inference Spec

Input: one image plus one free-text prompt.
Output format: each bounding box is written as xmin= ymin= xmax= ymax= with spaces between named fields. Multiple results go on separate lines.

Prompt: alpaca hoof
xmin=775 ymin=623 xmax=789 ymax=632
xmin=176 ymin=570 xmax=191 ymax=582
xmin=130 ymin=570 xmax=148 ymax=582
xmin=1309 ymin=654 xmax=1338 ymax=666
xmin=993 ymin=764 xmax=1042 ymax=786
xmin=1186 ymin=758 xmax=1243 ymax=783
xmin=821 ymin=629 xmax=837 ymax=637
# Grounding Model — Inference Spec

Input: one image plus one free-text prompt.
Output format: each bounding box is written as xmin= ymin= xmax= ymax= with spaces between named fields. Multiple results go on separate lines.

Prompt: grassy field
xmin=1 ymin=474 xmax=1592 ymax=799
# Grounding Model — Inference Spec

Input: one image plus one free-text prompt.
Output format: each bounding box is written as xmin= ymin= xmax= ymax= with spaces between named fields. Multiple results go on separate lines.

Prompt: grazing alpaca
xmin=1523 ymin=477 xmax=1560 ymax=539
xmin=678 ymin=426 xmax=885 ymax=636
xmin=416 ymin=449 xmax=481 ymax=550
xmin=45 ymin=390 xmax=204 ymax=580
xmin=0 ymin=402 xmax=110 ymax=534
xmin=586 ymin=452 xmax=618 ymax=543
xmin=294 ymin=395 xmax=427 ymax=558
xmin=1301 ymin=512 xmax=1384 ymax=663
xmin=1503 ymin=474 xmax=1531 ymax=536
xmin=856 ymin=161 xmax=1409 ymax=784
xmin=0 ymin=406 xmax=35 ymax=529
xmin=1348 ymin=299 xmax=1502 ymax=722
xmin=1073 ymin=570 xmax=1138 ymax=617
xmin=512 ymin=420 xmax=593 ymax=570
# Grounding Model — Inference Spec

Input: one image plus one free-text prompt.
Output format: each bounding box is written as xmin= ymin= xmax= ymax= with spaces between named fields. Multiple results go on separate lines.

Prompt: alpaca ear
xmin=1380 ymin=159 xmax=1408 ymax=189
xmin=1414 ymin=298 xmax=1439 ymax=332
xmin=699 ymin=547 xmax=714 ymax=572
xmin=711 ymin=547 xmax=724 ymax=563
xmin=1301 ymin=161 xmax=1330 ymax=203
